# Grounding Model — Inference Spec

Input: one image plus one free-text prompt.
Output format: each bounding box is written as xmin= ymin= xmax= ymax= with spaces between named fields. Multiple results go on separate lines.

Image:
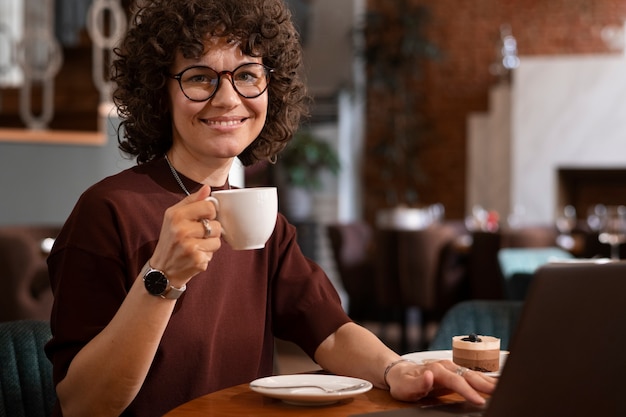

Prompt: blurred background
xmin=2 ymin=0 xmax=626 ymax=352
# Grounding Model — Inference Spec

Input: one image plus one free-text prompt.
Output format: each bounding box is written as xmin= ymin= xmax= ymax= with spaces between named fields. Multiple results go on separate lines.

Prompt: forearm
xmin=314 ymin=323 xmax=496 ymax=405
xmin=57 ymin=276 xmax=176 ymax=417
xmin=314 ymin=322 xmax=400 ymax=389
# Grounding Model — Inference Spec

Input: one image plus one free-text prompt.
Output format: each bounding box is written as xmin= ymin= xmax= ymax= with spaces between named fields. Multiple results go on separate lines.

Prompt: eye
xmin=234 ymin=70 xmax=260 ymax=84
xmin=188 ymin=74 xmax=210 ymax=83
xmin=182 ymin=68 xmax=218 ymax=85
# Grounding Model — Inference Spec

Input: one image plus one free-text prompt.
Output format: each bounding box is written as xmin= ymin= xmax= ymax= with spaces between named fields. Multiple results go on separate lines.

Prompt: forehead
xmin=175 ymin=37 xmax=260 ymax=68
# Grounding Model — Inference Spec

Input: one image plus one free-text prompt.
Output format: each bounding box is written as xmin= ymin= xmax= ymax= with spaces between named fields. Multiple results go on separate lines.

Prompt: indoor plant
xmin=277 ymin=128 xmax=340 ymax=220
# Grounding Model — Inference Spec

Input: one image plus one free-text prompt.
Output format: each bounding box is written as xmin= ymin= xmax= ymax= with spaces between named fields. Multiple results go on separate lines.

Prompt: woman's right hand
xmin=148 ymin=184 xmax=222 ymax=286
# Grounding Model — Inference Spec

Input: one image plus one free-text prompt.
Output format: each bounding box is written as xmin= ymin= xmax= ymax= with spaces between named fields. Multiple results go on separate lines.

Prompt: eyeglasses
xmin=171 ymin=63 xmax=273 ymax=102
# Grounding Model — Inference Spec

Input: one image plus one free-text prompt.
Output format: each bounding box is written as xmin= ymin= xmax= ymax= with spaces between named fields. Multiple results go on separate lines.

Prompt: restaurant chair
xmin=0 ymin=319 xmax=56 ymax=416
xmin=375 ymin=221 xmax=468 ymax=352
xmin=497 ymin=247 xmax=573 ymax=300
xmin=428 ymin=300 xmax=523 ymax=351
xmin=466 ymin=231 xmax=506 ymax=300
xmin=0 ymin=225 xmax=60 ymax=322
xmin=327 ymin=222 xmax=380 ymax=322
xmin=466 ymin=225 xmax=560 ymax=301
xmin=500 ymin=225 xmax=559 ymax=248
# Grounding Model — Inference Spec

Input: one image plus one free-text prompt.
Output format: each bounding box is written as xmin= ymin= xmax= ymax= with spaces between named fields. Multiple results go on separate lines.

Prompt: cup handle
xmin=205 ymin=196 xmax=226 ymax=236
xmin=205 ymin=196 xmax=220 ymax=211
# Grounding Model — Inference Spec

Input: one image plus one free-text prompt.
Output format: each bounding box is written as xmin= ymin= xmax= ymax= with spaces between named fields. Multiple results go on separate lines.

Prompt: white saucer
xmin=401 ymin=350 xmax=509 ymax=377
xmin=249 ymin=374 xmax=372 ymax=406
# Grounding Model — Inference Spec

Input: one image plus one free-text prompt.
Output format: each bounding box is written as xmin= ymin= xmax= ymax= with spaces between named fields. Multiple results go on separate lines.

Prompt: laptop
xmin=352 ymin=261 xmax=626 ymax=417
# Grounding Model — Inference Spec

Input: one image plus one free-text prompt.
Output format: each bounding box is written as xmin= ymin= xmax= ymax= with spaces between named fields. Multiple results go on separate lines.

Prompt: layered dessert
xmin=452 ymin=334 xmax=500 ymax=372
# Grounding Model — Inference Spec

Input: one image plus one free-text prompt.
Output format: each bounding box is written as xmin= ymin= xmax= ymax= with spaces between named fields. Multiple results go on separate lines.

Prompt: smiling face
xmin=167 ymin=37 xmax=268 ymax=181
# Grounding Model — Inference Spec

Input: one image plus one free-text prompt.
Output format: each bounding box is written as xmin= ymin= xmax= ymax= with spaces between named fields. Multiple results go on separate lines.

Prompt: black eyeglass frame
xmin=170 ymin=63 xmax=274 ymax=102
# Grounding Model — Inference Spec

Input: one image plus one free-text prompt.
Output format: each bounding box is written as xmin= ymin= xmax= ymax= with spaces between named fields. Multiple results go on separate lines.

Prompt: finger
xmin=197 ymin=232 xmax=222 ymax=254
xmin=166 ymin=184 xmax=214 ymax=221
xmin=197 ymin=219 xmax=223 ymax=240
xmin=175 ymin=185 xmax=219 ymax=227
xmin=191 ymin=186 xmax=219 ymax=221
xmin=462 ymin=370 xmax=497 ymax=394
xmin=388 ymin=367 xmax=434 ymax=402
xmin=192 ymin=184 xmax=212 ymax=202
xmin=427 ymin=364 xmax=488 ymax=405
xmin=171 ymin=184 xmax=212 ymax=209
xmin=436 ymin=360 xmax=496 ymax=387
xmin=153 ymin=185 xmax=215 ymax=265
xmin=200 ymin=218 xmax=212 ymax=239
xmin=438 ymin=360 xmax=497 ymax=389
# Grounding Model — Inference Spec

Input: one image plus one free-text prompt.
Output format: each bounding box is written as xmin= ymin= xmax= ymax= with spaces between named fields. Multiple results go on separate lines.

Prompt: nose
xmin=210 ymin=75 xmax=241 ymax=108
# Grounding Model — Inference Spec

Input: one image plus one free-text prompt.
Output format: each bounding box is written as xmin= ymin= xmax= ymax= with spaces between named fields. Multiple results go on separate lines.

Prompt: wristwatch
xmin=143 ymin=263 xmax=186 ymax=299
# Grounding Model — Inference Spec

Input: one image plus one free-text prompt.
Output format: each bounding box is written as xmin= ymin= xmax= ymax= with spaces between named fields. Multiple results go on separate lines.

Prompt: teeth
xmin=207 ymin=119 xmax=242 ymax=126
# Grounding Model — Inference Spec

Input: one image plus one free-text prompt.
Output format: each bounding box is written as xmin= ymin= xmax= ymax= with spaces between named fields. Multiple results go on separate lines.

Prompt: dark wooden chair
xmin=375 ymin=221 xmax=469 ymax=352
xmin=327 ymin=222 xmax=379 ymax=322
xmin=466 ymin=225 xmax=559 ymax=300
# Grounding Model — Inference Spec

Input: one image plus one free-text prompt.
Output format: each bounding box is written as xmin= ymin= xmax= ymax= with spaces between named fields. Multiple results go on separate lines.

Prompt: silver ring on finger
xmin=455 ymin=366 xmax=470 ymax=377
xmin=200 ymin=218 xmax=212 ymax=239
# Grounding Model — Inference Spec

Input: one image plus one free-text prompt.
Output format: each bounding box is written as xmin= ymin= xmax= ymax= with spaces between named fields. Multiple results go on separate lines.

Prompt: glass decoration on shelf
xmin=598 ymin=205 xmax=626 ymax=260
xmin=555 ymin=205 xmax=577 ymax=235
xmin=87 ymin=0 xmax=127 ymax=132
xmin=17 ymin=0 xmax=63 ymax=130
xmin=555 ymin=205 xmax=577 ymax=251
xmin=587 ymin=204 xmax=607 ymax=232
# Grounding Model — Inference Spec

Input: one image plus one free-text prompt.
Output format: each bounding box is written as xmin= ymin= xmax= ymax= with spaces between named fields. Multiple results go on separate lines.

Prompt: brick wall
xmin=364 ymin=0 xmax=626 ymax=224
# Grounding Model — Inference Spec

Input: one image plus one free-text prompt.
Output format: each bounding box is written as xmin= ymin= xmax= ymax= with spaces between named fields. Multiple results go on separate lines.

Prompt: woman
xmin=45 ymin=1 xmax=495 ymax=416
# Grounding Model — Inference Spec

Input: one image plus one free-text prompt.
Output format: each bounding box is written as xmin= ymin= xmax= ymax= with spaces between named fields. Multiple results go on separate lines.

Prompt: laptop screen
xmin=484 ymin=261 xmax=626 ymax=417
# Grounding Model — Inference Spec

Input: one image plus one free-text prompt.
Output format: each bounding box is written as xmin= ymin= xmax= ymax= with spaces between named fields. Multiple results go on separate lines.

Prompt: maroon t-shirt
xmin=45 ymin=158 xmax=351 ymax=416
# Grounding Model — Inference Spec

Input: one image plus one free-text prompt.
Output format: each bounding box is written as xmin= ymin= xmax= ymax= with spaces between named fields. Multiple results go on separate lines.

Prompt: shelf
xmin=0 ymin=128 xmax=106 ymax=146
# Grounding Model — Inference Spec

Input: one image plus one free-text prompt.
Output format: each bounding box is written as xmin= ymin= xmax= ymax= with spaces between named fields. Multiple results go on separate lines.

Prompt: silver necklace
xmin=164 ymin=154 xmax=191 ymax=196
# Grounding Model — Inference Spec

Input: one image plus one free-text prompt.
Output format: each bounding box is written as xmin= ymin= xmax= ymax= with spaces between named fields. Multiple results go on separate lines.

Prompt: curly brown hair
xmin=112 ymin=0 xmax=309 ymax=166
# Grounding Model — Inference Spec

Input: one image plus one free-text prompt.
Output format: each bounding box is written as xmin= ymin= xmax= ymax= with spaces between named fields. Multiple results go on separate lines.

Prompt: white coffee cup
xmin=206 ymin=187 xmax=278 ymax=250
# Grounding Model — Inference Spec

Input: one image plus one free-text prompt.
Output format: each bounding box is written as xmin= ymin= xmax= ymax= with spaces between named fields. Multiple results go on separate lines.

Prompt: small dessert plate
xmin=401 ymin=350 xmax=509 ymax=377
xmin=249 ymin=374 xmax=373 ymax=406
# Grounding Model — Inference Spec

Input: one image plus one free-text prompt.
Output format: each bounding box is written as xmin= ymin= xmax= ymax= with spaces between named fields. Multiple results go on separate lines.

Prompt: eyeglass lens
xmin=176 ymin=63 xmax=270 ymax=101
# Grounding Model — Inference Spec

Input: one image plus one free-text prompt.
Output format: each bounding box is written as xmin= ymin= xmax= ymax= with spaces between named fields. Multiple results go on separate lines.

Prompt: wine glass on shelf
xmin=555 ymin=205 xmax=577 ymax=250
xmin=587 ymin=204 xmax=607 ymax=232
xmin=598 ymin=205 xmax=626 ymax=260
xmin=556 ymin=205 xmax=577 ymax=235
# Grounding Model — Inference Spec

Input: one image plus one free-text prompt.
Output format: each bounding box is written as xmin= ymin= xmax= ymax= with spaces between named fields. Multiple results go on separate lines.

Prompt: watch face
xmin=144 ymin=270 xmax=169 ymax=295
